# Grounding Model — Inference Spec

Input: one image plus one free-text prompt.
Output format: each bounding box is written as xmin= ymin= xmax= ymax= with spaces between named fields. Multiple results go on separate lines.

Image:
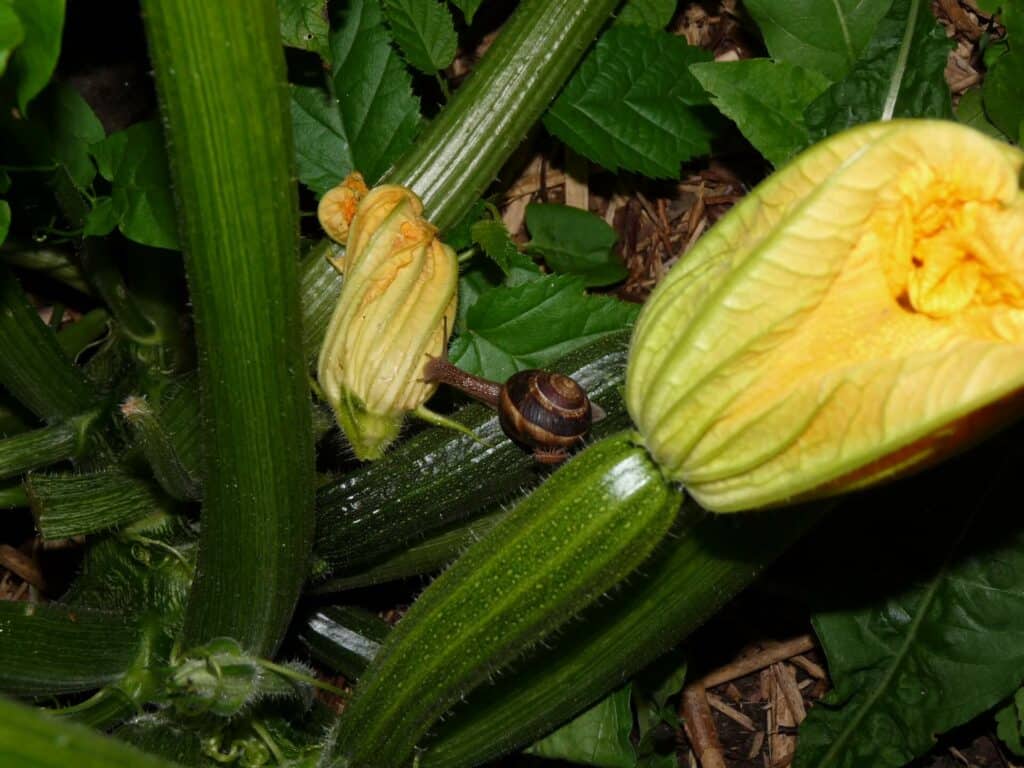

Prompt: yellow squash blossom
xmin=627 ymin=120 xmax=1024 ymax=512
xmin=317 ymin=175 xmax=457 ymax=460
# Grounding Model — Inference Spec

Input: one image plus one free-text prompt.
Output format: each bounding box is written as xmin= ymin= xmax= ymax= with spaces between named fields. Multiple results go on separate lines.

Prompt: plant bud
xmin=317 ymin=184 xmax=457 ymax=460
xmin=317 ymin=172 xmax=369 ymax=246
xmin=627 ymin=121 xmax=1024 ymax=511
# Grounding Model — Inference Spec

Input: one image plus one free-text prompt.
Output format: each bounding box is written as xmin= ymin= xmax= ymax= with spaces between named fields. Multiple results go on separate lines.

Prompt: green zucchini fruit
xmin=422 ymin=504 xmax=824 ymax=766
xmin=296 ymin=606 xmax=389 ymax=680
xmin=324 ymin=432 xmax=683 ymax=768
xmin=311 ymin=510 xmax=507 ymax=592
xmin=312 ymin=331 xmax=631 ymax=578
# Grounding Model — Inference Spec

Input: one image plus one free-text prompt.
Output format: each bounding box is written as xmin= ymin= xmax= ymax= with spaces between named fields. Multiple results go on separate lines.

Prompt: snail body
xmin=423 ymin=358 xmax=594 ymax=464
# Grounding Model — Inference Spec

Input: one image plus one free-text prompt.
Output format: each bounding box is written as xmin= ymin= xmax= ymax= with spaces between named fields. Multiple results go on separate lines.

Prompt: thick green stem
xmin=142 ymin=0 xmax=315 ymax=655
xmin=388 ymin=0 xmax=618 ymax=230
xmin=27 ymin=470 xmax=170 ymax=539
xmin=0 ymin=267 xmax=98 ymax=423
xmin=0 ymin=481 xmax=28 ymax=508
xmin=296 ymin=606 xmax=390 ymax=681
xmin=120 ymin=375 xmax=202 ymax=502
xmin=0 ymin=602 xmax=142 ymax=696
xmin=0 ymin=412 xmax=96 ymax=481
xmin=0 ymin=247 xmax=92 ymax=295
xmin=0 ymin=697 xmax=182 ymax=768
xmin=311 ymin=510 xmax=506 ymax=593
xmin=56 ymin=309 xmax=110 ymax=360
xmin=50 ymin=688 xmax=138 ymax=730
xmin=299 ymin=240 xmax=343 ymax=364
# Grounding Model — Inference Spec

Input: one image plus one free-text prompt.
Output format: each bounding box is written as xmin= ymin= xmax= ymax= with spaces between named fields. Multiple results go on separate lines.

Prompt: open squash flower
xmin=317 ymin=175 xmax=457 ymax=460
xmin=627 ymin=120 xmax=1024 ymax=512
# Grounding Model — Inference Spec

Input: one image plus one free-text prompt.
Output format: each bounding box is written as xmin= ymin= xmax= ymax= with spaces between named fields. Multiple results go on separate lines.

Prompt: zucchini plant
xmin=1 ymin=1 xmax=1024 ymax=768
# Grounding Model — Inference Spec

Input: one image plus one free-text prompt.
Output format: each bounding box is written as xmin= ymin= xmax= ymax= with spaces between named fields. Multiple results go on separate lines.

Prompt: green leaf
xmin=616 ymin=0 xmax=676 ymax=29
xmin=527 ymin=685 xmax=636 ymax=768
xmin=983 ymin=47 xmax=1024 ymax=143
xmin=83 ymin=195 xmax=118 ymax=238
xmin=0 ymin=2 xmax=25 ymax=78
xmin=525 ymin=203 xmax=626 ymax=286
xmin=743 ymin=0 xmax=893 ymax=82
xmin=991 ymin=2 xmax=1024 ymax=39
xmin=0 ymin=199 xmax=8 ymax=243
xmin=456 ymin=218 xmax=542 ymax=331
xmin=996 ymin=689 xmax=1024 ymax=757
xmin=455 ymin=253 xmax=544 ymax=334
xmin=690 ymin=59 xmax=831 ymax=167
xmin=90 ymin=120 xmax=179 ymax=250
xmin=5 ymin=0 xmax=63 ymax=113
xmin=0 ymin=82 xmax=104 ymax=189
xmin=290 ymin=83 xmax=353 ymax=196
xmin=277 ymin=0 xmax=330 ymax=61
xmin=384 ymin=0 xmax=457 ymax=74
xmin=633 ymin=650 xmax=687 ymax=767
xmin=794 ymin=458 xmax=1024 ymax=768
xmin=470 ymin=218 xmax=540 ymax=280
xmin=330 ymin=0 xmax=421 ymax=183
xmin=955 ymin=86 xmax=1009 ymax=140
xmin=544 ymin=25 xmax=712 ymax=178
xmin=449 ymin=274 xmax=640 ymax=380
xmin=634 ymin=649 xmax=687 ymax=711
xmin=444 ymin=197 xmax=488 ymax=250
xmin=449 ymin=0 xmax=482 ymax=24
xmin=804 ymin=0 xmax=953 ymax=141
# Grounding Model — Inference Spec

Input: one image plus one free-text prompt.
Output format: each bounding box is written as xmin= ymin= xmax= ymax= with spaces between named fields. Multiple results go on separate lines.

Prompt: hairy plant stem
xmin=0 ymin=267 xmax=98 ymax=423
xmin=142 ymin=0 xmax=315 ymax=655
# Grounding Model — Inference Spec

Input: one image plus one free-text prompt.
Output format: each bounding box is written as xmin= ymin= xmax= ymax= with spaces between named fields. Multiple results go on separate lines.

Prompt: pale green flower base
xmin=334 ymin=391 xmax=402 ymax=461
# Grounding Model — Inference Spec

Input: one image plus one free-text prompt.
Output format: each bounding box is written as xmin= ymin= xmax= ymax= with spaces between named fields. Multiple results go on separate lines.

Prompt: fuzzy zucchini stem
xmin=142 ymin=0 xmax=315 ymax=656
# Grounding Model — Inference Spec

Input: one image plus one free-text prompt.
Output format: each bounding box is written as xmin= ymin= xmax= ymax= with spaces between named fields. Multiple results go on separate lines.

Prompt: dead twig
xmin=701 ymin=635 xmax=817 ymax=689
xmin=682 ymin=682 xmax=728 ymax=768
xmin=0 ymin=544 xmax=45 ymax=591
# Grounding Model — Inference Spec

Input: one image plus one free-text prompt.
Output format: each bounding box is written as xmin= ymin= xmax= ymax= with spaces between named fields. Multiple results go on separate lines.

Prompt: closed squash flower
xmin=317 ymin=178 xmax=457 ymax=460
xmin=627 ymin=120 xmax=1024 ymax=512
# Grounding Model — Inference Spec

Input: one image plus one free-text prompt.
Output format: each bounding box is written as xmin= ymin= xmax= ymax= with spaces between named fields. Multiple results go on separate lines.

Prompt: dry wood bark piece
xmin=701 ymin=635 xmax=816 ymax=689
xmin=682 ymin=682 xmax=728 ymax=768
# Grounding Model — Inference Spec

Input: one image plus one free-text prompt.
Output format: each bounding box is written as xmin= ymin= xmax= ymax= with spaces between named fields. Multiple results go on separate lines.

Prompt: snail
xmin=423 ymin=357 xmax=602 ymax=464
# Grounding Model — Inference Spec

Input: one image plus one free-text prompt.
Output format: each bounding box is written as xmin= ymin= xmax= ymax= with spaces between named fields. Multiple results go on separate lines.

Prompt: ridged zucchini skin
xmin=312 ymin=332 xmax=631 ymax=578
xmin=322 ymin=433 xmax=683 ymax=768
xmin=296 ymin=606 xmax=389 ymax=680
xmin=420 ymin=504 xmax=824 ymax=766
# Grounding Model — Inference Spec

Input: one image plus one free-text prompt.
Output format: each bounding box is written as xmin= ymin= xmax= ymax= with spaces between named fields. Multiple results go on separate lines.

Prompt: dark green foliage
xmin=794 ymin=444 xmax=1024 ymax=768
xmin=544 ymin=26 xmax=712 ymax=177
xmin=525 ymin=203 xmax=627 ymax=287
xmin=804 ymin=0 xmax=954 ymax=140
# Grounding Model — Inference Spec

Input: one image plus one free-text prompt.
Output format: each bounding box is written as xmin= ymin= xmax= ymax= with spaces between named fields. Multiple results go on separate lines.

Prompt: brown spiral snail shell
xmin=423 ymin=358 xmax=596 ymax=464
